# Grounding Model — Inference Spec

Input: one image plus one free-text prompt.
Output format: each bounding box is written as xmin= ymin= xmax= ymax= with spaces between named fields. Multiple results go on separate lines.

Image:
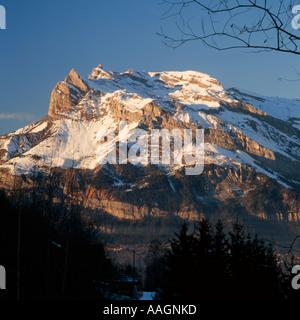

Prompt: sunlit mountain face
xmin=0 ymin=64 xmax=299 ymax=255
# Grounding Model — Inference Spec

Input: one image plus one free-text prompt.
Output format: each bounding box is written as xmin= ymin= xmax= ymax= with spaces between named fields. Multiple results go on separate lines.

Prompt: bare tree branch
xmin=159 ymin=0 xmax=300 ymax=55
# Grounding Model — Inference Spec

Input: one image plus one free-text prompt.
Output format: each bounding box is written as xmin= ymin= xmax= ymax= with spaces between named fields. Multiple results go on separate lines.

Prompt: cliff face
xmin=0 ymin=65 xmax=299 ymax=243
xmin=48 ymin=69 xmax=90 ymax=118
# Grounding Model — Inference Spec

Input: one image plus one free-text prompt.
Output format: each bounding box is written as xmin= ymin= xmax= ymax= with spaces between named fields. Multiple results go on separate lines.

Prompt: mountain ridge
xmin=1 ymin=65 xmax=299 ymax=184
xmin=0 ymin=65 xmax=299 ymax=248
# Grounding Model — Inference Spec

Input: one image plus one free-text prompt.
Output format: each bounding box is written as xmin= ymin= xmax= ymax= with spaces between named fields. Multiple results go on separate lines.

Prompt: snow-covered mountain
xmin=0 ymin=64 xmax=299 ymax=246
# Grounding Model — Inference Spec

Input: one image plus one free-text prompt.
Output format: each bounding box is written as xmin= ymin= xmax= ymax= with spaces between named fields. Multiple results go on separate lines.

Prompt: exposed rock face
xmin=65 ymin=69 xmax=89 ymax=92
xmin=48 ymin=69 xmax=89 ymax=118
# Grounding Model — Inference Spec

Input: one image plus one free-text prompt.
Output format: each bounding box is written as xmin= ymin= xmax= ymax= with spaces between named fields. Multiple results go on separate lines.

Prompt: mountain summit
xmin=0 ymin=64 xmax=299 ymax=247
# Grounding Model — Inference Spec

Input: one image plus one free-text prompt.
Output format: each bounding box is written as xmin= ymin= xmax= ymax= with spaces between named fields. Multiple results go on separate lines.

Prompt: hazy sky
xmin=0 ymin=0 xmax=299 ymax=134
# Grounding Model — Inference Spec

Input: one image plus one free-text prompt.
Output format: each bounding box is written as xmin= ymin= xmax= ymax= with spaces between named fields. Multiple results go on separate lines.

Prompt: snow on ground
xmin=227 ymin=88 xmax=300 ymax=130
xmin=87 ymin=69 xmax=233 ymax=114
xmin=30 ymin=121 xmax=48 ymax=133
xmin=219 ymin=109 xmax=300 ymax=160
xmin=3 ymin=116 xmax=117 ymax=173
xmin=205 ymin=143 xmax=292 ymax=189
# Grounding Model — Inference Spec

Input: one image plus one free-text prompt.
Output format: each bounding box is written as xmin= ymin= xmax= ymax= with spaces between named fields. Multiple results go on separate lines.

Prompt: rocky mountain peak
xmin=0 ymin=65 xmax=300 ymax=245
xmin=88 ymin=64 xmax=113 ymax=80
xmin=48 ymin=69 xmax=90 ymax=119
xmin=2 ymin=64 xmax=300 ymax=187
xmin=65 ymin=69 xmax=89 ymax=93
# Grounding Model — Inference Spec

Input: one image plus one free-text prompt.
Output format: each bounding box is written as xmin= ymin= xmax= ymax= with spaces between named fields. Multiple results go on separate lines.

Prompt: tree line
xmin=1 ymin=182 xmax=300 ymax=300
xmin=0 ymin=189 xmax=114 ymax=300
xmin=144 ymin=219 xmax=300 ymax=300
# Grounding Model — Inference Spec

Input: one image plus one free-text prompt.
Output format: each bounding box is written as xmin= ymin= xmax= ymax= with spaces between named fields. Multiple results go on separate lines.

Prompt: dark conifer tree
xmin=144 ymin=239 xmax=165 ymax=291
xmin=157 ymin=219 xmax=297 ymax=300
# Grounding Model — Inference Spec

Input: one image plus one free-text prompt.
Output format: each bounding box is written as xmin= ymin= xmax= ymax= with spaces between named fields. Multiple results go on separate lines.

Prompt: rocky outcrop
xmin=85 ymin=199 xmax=202 ymax=221
xmin=65 ymin=69 xmax=89 ymax=93
xmin=88 ymin=64 xmax=113 ymax=80
xmin=48 ymin=69 xmax=89 ymax=118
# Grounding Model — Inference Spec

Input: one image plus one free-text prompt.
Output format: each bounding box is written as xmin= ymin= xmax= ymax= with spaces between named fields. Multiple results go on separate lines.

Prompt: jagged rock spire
xmin=48 ymin=69 xmax=90 ymax=118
